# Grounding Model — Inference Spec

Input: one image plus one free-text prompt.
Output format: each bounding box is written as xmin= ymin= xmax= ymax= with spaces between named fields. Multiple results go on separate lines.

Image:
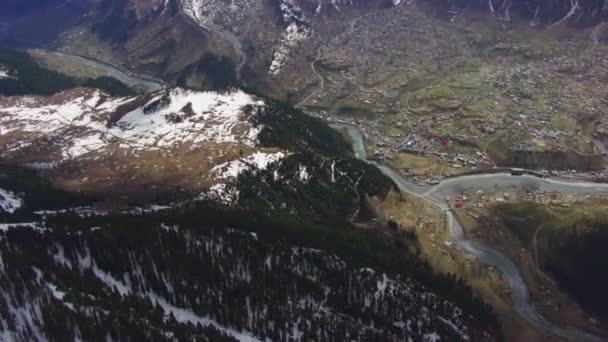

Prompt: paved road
xmin=53 ymin=25 xmax=607 ymax=341
xmin=331 ymin=122 xmax=607 ymax=342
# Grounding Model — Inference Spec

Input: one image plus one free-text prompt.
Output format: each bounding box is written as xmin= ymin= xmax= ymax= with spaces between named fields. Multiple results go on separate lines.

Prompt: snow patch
xmin=424 ymin=332 xmax=441 ymax=342
xmin=146 ymin=292 xmax=262 ymax=342
xmin=438 ymin=316 xmax=468 ymax=340
xmin=0 ymin=222 xmax=42 ymax=232
xmin=269 ymin=1 xmax=311 ymax=75
xmin=201 ymin=183 xmax=240 ymax=205
xmin=211 ymin=151 xmax=286 ymax=180
xmin=297 ymin=165 xmax=310 ymax=182
xmin=203 ymin=151 xmax=286 ymax=204
xmin=180 ymin=0 xmax=260 ymax=30
xmin=0 ymin=88 xmax=265 ymax=161
xmin=0 ymin=65 xmax=14 ymax=79
xmin=0 ymin=188 xmax=23 ymax=213
xmin=47 ymin=283 xmax=75 ymax=310
xmin=0 ymin=292 xmax=46 ymax=342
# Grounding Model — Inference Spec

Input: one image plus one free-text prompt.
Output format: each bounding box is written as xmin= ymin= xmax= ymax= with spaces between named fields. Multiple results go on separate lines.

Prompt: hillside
xmin=0 ymin=72 xmax=502 ymax=340
xmin=495 ymin=200 xmax=608 ymax=321
xmin=0 ymin=90 xmax=502 ymax=340
xmin=0 ymin=205 xmax=497 ymax=341
xmin=0 ymin=48 xmax=135 ymax=97
xmin=0 ymin=87 xmax=268 ymax=200
xmin=2 ymin=0 xmax=608 ymax=340
xmin=0 ymin=84 xmax=361 ymax=204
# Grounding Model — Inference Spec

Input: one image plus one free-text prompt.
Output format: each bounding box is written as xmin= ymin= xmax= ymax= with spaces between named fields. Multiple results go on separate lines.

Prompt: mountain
xmin=0 ymin=40 xmax=502 ymax=339
xmin=0 ymin=85 xmax=347 ymax=203
xmin=0 ymin=85 xmax=500 ymax=340
xmin=0 ymin=0 xmax=405 ymax=99
xmin=2 ymin=0 xmax=606 ymax=100
xmin=2 ymin=0 xmax=608 ymax=340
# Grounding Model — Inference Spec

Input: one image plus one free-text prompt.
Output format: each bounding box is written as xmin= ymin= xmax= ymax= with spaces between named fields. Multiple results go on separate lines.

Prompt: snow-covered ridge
xmin=0 ymin=188 xmax=23 ymax=214
xmin=313 ymin=0 xmax=354 ymax=12
xmin=116 ymin=88 xmax=264 ymax=148
xmin=269 ymin=22 xmax=311 ymax=76
xmin=0 ymin=88 xmax=265 ymax=160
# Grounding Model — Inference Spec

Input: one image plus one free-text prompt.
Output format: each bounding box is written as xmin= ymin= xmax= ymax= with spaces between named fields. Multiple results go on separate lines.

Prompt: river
xmin=180 ymin=14 xmax=247 ymax=84
xmin=331 ymin=122 xmax=607 ymax=342
xmin=41 ymin=24 xmax=606 ymax=341
xmin=32 ymin=49 xmax=167 ymax=94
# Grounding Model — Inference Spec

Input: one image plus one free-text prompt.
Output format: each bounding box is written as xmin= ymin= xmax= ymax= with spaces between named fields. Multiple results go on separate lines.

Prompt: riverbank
xmin=30 ymin=49 xmax=167 ymax=94
xmin=36 ymin=33 xmax=606 ymax=340
xmin=332 ymin=121 xmax=607 ymax=341
xmin=452 ymin=197 xmax=607 ymax=339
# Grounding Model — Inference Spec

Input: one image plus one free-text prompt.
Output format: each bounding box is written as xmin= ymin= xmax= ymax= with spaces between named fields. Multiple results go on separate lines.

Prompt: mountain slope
xmin=0 ymin=87 xmax=290 ymax=201
xmin=0 ymin=204 xmax=498 ymax=341
xmin=0 ymin=77 xmax=500 ymax=341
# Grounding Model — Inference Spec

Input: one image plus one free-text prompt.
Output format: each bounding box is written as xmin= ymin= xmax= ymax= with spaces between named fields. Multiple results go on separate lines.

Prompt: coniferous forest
xmin=0 ymin=56 xmax=500 ymax=340
xmin=0 ymin=203 xmax=499 ymax=341
xmin=0 ymin=145 xmax=501 ymax=340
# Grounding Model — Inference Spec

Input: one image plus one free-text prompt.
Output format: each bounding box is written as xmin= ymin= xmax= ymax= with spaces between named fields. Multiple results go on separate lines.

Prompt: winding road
xmin=49 ymin=9 xmax=607 ymax=340
xmin=331 ymin=122 xmax=608 ymax=342
xmin=292 ymin=8 xmax=607 ymax=340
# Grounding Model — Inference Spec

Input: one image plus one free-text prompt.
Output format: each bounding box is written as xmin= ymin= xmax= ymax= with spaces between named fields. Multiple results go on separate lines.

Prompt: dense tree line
xmin=0 ymin=164 xmax=94 ymax=221
xmin=237 ymin=153 xmax=395 ymax=225
xmin=177 ymin=53 xmax=238 ymax=91
xmin=254 ymin=101 xmax=353 ymax=157
xmin=0 ymin=228 xmax=238 ymax=341
xmin=497 ymin=202 xmax=608 ymax=320
xmin=0 ymin=48 xmax=76 ymax=95
xmin=195 ymin=54 xmax=237 ymax=90
xmin=0 ymin=205 xmax=500 ymax=341
xmin=81 ymin=76 xmax=136 ymax=97
xmin=543 ymin=219 xmax=608 ymax=319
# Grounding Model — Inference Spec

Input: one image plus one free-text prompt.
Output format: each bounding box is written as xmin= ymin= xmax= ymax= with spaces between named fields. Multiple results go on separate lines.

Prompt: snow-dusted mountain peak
xmin=0 ymin=87 xmax=265 ymax=161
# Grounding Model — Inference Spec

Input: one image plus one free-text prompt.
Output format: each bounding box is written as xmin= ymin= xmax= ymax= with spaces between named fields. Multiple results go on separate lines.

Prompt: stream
xmin=32 ymin=49 xmax=167 ymax=94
